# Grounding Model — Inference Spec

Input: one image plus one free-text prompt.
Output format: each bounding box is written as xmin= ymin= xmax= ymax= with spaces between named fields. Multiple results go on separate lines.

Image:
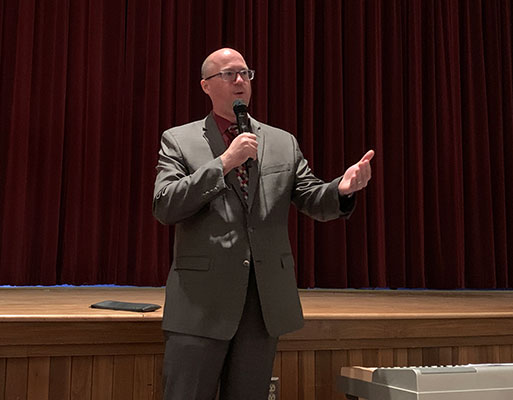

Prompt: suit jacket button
xmin=242 ymin=260 xmax=250 ymax=268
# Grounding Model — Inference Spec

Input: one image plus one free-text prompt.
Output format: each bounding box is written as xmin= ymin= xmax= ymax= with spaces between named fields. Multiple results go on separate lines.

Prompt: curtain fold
xmin=0 ymin=0 xmax=512 ymax=288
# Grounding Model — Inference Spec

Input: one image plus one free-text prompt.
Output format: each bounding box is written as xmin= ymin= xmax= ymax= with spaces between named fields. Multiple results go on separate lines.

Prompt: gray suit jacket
xmin=153 ymin=113 xmax=354 ymax=340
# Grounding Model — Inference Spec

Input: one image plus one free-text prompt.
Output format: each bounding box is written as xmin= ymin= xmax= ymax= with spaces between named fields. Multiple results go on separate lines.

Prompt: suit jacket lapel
xmin=203 ymin=113 xmax=226 ymax=158
xmin=246 ymin=118 xmax=263 ymax=211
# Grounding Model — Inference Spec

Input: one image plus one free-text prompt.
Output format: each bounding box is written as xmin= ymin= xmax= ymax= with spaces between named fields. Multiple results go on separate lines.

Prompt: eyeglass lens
xmin=222 ymin=70 xmax=254 ymax=81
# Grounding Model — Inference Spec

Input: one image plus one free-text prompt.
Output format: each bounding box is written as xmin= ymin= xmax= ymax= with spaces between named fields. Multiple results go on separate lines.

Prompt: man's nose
xmin=234 ymin=72 xmax=245 ymax=83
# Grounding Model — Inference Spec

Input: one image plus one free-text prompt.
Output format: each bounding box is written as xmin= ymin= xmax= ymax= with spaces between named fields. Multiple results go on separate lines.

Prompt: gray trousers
xmin=162 ymin=266 xmax=278 ymax=400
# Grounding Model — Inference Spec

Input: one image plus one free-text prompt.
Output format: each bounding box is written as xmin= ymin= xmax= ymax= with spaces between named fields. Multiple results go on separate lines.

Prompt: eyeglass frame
xmin=203 ymin=69 xmax=255 ymax=82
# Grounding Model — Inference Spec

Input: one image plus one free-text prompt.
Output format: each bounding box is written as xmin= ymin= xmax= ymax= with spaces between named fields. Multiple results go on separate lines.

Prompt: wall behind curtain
xmin=0 ymin=0 xmax=512 ymax=288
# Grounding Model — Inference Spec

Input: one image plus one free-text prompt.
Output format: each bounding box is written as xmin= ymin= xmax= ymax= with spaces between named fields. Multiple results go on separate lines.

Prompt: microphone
xmin=232 ymin=99 xmax=254 ymax=164
xmin=232 ymin=99 xmax=252 ymax=133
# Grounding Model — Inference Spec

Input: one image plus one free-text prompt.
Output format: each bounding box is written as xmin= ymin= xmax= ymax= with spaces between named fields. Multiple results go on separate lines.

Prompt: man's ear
xmin=200 ymin=79 xmax=209 ymax=95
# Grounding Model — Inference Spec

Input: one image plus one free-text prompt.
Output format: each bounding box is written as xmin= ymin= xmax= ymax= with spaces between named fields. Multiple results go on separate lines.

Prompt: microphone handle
xmin=235 ymin=112 xmax=253 ymax=163
xmin=235 ymin=112 xmax=251 ymax=134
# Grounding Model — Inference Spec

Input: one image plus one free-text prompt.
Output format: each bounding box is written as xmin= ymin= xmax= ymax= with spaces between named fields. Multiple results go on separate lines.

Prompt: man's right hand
xmin=220 ymin=133 xmax=257 ymax=175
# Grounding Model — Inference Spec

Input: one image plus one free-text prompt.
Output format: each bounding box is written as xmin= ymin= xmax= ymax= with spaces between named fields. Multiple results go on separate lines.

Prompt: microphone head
xmin=232 ymin=99 xmax=248 ymax=114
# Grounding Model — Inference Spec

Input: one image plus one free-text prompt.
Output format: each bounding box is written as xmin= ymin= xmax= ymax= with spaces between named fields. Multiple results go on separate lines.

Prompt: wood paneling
xmin=1 ymin=343 xmax=164 ymax=358
xmin=0 ymin=358 xmax=6 ymax=400
xmin=49 ymin=356 xmax=71 ymax=400
xmin=281 ymin=351 xmax=299 ymax=400
xmin=5 ymin=358 xmax=28 ymax=400
xmin=153 ymin=354 xmax=163 ymax=400
xmin=2 ymin=288 xmax=513 ymax=399
xmin=2 ymin=345 xmax=511 ymax=399
xmin=91 ymin=356 xmax=113 ymax=400
xmin=298 ymin=351 xmax=315 ymax=400
xmin=112 ymin=355 xmax=134 ymax=400
xmin=314 ymin=351 xmax=332 ymax=400
xmin=71 ymin=356 xmax=93 ymax=400
xmin=133 ymin=355 xmax=155 ymax=400
xmin=27 ymin=357 xmax=50 ymax=400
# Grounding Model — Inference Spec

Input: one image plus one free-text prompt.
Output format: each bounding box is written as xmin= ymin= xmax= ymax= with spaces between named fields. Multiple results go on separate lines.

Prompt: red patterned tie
xmin=227 ymin=125 xmax=249 ymax=201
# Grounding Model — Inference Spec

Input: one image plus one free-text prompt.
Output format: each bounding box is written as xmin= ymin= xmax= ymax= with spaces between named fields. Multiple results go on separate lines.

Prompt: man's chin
xmin=233 ymin=96 xmax=250 ymax=105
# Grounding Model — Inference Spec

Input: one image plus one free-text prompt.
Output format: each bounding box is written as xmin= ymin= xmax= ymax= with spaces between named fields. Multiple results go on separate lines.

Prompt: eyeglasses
xmin=204 ymin=69 xmax=255 ymax=82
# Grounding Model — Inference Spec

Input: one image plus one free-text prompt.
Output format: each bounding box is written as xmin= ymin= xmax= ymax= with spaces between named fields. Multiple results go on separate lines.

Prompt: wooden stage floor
xmin=2 ymin=287 xmax=513 ymax=399
xmin=3 ymin=286 xmax=513 ymax=320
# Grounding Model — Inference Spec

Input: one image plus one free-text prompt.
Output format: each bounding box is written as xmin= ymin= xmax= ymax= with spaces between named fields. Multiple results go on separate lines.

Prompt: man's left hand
xmin=338 ymin=150 xmax=375 ymax=196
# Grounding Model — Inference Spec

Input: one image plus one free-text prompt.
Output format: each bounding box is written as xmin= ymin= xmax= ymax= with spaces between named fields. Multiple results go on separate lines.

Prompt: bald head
xmin=201 ymin=48 xmax=246 ymax=79
xmin=200 ymin=48 xmax=252 ymax=121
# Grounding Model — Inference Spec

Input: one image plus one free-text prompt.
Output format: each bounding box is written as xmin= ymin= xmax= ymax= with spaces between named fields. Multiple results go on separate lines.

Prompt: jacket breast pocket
xmin=174 ymin=256 xmax=211 ymax=271
xmin=261 ymin=163 xmax=292 ymax=176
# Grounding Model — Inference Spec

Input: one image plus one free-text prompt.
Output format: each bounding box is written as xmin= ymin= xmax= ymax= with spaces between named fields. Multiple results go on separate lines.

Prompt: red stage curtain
xmin=0 ymin=0 xmax=512 ymax=288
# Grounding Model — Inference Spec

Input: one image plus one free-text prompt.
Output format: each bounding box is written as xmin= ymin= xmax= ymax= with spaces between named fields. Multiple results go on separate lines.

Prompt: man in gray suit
xmin=153 ymin=48 xmax=374 ymax=400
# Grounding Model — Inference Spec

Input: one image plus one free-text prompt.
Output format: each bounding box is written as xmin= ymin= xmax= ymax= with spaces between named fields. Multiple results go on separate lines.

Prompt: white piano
xmin=338 ymin=364 xmax=513 ymax=400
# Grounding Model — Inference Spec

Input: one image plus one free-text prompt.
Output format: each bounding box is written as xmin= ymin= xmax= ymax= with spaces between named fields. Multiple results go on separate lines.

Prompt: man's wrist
xmin=337 ymin=187 xmax=354 ymax=197
xmin=220 ymin=154 xmax=234 ymax=175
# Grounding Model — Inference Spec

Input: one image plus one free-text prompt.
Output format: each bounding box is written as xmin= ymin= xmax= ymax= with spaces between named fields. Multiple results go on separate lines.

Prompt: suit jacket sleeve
xmin=291 ymin=136 xmax=355 ymax=221
xmin=152 ymin=129 xmax=227 ymax=225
